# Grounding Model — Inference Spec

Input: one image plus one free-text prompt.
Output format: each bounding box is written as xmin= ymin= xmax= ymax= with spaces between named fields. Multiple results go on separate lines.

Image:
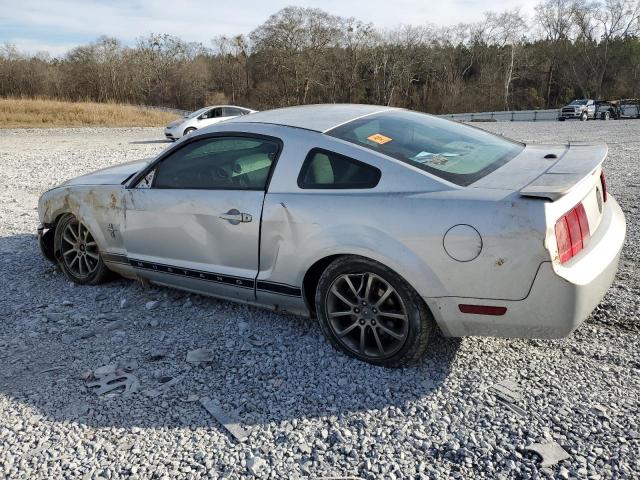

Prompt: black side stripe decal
xmin=256 ymin=281 xmax=302 ymax=297
xmin=129 ymin=258 xmax=255 ymax=290
xmin=106 ymin=254 xmax=301 ymax=297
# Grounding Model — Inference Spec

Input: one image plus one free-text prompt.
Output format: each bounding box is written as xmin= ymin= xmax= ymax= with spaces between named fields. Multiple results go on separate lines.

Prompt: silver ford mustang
xmin=38 ymin=104 xmax=626 ymax=367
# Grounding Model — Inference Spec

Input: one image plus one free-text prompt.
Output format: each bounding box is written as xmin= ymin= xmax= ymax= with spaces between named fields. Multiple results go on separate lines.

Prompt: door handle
xmin=219 ymin=209 xmax=252 ymax=225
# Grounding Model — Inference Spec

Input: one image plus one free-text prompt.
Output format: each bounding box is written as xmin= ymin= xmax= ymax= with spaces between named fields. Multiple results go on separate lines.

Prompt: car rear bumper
xmin=426 ymin=195 xmax=626 ymax=339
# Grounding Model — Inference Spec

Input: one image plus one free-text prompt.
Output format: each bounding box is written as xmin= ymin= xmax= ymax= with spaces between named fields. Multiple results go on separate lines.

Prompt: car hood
xmin=167 ymin=118 xmax=185 ymax=128
xmin=61 ymin=158 xmax=152 ymax=186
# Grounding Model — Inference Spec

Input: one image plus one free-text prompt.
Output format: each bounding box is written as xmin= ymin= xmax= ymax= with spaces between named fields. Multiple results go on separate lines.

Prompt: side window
xmin=298 ymin=148 xmax=381 ymax=189
xmin=151 ymin=136 xmax=280 ymax=190
xmin=202 ymin=108 xmax=222 ymax=119
xmin=223 ymin=107 xmax=243 ymax=117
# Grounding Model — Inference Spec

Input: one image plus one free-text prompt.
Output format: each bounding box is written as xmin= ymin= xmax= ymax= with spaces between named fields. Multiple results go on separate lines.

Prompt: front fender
xmin=38 ymin=186 xmax=126 ymax=255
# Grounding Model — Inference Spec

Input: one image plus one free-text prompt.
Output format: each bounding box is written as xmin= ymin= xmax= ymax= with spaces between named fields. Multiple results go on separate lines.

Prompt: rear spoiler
xmin=519 ymin=143 xmax=607 ymax=201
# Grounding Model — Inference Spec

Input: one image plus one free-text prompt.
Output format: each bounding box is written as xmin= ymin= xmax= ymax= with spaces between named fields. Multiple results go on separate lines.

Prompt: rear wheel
xmin=54 ymin=214 xmax=112 ymax=285
xmin=315 ymin=256 xmax=434 ymax=367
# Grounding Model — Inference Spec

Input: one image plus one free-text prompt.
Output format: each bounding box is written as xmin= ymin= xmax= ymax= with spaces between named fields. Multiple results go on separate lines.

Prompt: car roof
xmin=225 ymin=104 xmax=395 ymax=132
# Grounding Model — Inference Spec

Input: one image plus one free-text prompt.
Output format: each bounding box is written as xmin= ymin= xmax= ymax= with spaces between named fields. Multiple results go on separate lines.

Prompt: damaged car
xmin=38 ymin=104 xmax=626 ymax=367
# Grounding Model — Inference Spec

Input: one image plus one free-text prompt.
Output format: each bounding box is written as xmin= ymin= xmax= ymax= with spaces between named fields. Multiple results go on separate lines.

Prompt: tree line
xmin=1 ymin=0 xmax=639 ymax=114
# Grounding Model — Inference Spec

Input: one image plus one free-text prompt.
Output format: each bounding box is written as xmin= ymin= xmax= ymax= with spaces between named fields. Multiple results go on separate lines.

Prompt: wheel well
xmin=302 ymin=254 xmax=344 ymax=315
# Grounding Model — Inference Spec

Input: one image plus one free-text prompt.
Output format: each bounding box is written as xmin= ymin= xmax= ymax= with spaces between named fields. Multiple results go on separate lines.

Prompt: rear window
xmin=327 ymin=110 xmax=523 ymax=186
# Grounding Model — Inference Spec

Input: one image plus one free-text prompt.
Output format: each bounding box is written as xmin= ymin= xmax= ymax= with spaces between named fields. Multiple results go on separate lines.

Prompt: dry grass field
xmin=0 ymin=97 xmax=180 ymax=128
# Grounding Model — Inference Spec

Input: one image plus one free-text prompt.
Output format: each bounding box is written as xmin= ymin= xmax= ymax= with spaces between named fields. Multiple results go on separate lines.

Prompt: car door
xmin=199 ymin=107 xmax=224 ymax=128
xmin=122 ymin=134 xmax=281 ymax=301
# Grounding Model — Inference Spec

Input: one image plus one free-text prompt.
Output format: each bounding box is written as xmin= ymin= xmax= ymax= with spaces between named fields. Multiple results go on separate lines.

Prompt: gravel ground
xmin=0 ymin=123 xmax=638 ymax=479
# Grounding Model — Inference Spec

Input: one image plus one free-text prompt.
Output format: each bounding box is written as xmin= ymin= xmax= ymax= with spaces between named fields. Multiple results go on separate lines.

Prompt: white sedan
xmin=164 ymin=105 xmax=256 ymax=140
xmin=38 ymin=105 xmax=626 ymax=367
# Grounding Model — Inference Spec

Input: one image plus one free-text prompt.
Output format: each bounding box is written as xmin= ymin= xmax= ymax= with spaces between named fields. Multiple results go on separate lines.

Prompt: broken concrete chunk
xmin=489 ymin=379 xmax=523 ymax=403
xmin=496 ymin=398 xmax=526 ymax=417
xmin=87 ymin=372 xmax=140 ymax=395
xmin=186 ymin=348 xmax=214 ymax=364
xmin=525 ymin=441 xmax=570 ymax=467
xmin=145 ymin=300 xmax=159 ymax=310
xmin=247 ymin=455 xmax=267 ymax=475
xmin=200 ymin=397 xmax=249 ymax=442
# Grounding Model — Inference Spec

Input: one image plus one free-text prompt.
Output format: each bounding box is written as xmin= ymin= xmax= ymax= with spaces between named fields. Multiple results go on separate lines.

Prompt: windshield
xmin=569 ymin=100 xmax=588 ymax=106
xmin=186 ymin=107 xmax=210 ymax=119
xmin=327 ymin=110 xmax=523 ymax=186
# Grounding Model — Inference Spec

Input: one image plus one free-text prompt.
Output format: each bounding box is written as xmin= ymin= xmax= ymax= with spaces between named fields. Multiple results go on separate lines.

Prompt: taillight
xmin=555 ymin=203 xmax=590 ymax=264
xmin=600 ymin=169 xmax=607 ymax=202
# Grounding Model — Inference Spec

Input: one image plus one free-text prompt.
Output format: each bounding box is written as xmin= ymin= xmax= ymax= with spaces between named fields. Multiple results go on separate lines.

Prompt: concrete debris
xmin=148 ymin=350 xmax=166 ymax=361
xmin=143 ymin=374 xmax=184 ymax=398
xmin=87 ymin=372 xmax=140 ymax=395
xmin=119 ymin=298 xmax=129 ymax=309
xmin=186 ymin=348 xmax=214 ymax=364
xmin=183 ymin=394 xmax=200 ymax=402
xmin=200 ymin=397 xmax=249 ymax=442
xmin=525 ymin=441 xmax=571 ymax=467
xmin=247 ymin=455 xmax=267 ymax=475
xmin=145 ymin=300 xmax=159 ymax=310
xmin=496 ymin=398 xmax=526 ymax=417
xmin=489 ymin=379 xmax=522 ymax=403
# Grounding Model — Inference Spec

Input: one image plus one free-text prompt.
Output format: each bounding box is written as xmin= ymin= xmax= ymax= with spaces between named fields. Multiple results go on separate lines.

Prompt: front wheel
xmin=183 ymin=127 xmax=197 ymax=136
xmin=315 ymin=256 xmax=434 ymax=367
xmin=580 ymin=112 xmax=588 ymax=121
xmin=54 ymin=214 xmax=112 ymax=285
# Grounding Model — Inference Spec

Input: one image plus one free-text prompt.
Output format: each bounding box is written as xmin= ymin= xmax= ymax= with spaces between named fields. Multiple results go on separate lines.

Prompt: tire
xmin=603 ymin=111 xmax=610 ymax=120
xmin=54 ymin=214 xmax=112 ymax=285
xmin=183 ymin=127 xmax=197 ymax=136
xmin=580 ymin=111 xmax=588 ymax=121
xmin=315 ymin=255 xmax=434 ymax=367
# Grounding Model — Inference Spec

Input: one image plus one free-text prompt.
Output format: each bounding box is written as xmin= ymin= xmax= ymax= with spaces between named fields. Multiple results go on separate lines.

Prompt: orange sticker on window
xmin=367 ymin=133 xmax=392 ymax=144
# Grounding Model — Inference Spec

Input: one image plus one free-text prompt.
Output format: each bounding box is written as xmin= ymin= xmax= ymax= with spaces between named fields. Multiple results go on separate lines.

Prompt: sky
xmin=1 ymin=0 xmax=539 ymax=56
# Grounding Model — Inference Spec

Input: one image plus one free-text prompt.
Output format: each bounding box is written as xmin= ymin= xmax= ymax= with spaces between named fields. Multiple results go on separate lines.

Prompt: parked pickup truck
xmin=558 ymin=99 xmax=596 ymax=121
